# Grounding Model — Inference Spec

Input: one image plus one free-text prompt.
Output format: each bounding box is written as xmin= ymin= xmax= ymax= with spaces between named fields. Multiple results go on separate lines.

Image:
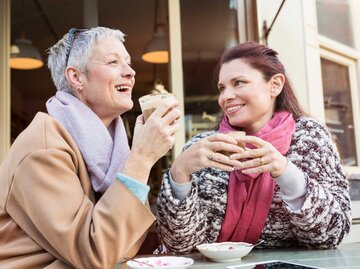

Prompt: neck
xmin=244 ymin=112 xmax=275 ymax=135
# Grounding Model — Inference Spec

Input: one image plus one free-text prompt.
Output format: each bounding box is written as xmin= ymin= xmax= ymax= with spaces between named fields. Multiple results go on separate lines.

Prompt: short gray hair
xmin=47 ymin=26 xmax=125 ymax=94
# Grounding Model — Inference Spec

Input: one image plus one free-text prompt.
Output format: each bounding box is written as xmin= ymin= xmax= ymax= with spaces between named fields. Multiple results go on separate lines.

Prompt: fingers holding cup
xmin=138 ymin=93 xmax=177 ymax=121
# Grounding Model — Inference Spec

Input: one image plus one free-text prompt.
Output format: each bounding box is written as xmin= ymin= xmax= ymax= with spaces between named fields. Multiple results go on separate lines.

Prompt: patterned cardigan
xmin=156 ymin=117 xmax=351 ymax=254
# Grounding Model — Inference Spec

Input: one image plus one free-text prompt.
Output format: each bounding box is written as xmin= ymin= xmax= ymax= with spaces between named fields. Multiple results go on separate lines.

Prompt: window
xmin=321 ymin=58 xmax=357 ymax=166
xmin=316 ymin=0 xmax=360 ymax=221
xmin=180 ymin=0 xmax=240 ymax=140
xmin=316 ymin=0 xmax=354 ymax=47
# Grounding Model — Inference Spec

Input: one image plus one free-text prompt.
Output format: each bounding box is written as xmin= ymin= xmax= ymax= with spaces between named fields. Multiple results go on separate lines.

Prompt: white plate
xmin=196 ymin=242 xmax=254 ymax=262
xmin=126 ymin=256 xmax=194 ymax=269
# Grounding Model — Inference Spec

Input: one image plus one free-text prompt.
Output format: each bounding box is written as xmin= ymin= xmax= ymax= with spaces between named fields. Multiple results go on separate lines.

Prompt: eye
xmin=234 ymin=80 xmax=244 ymax=86
xmin=217 ymin=85 xmax=225 ymax=93
xmin=108 ymin=59 xmax=118 ymax=64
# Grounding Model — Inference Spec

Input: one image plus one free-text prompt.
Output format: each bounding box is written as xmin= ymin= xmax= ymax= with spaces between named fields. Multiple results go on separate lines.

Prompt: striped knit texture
xmin=156 ymin=117 xmax=351 ymax=254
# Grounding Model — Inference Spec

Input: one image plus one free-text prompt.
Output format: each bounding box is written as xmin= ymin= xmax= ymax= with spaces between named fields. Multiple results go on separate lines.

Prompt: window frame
xmin=316 ymin=0 xmax=360 ymax=218
xmin=320 ymin=45 xmax=360 ymax=171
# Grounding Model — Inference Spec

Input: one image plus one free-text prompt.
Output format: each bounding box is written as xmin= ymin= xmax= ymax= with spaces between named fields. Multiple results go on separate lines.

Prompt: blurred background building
xmin=1 ymin=0 xmax=360 ymax=247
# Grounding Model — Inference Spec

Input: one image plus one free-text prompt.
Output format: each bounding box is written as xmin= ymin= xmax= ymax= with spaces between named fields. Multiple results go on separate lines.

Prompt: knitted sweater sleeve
xmin=156 ymin=119 xmax=351 ymax=253
xmin=284 ymin=118 xmax=351 ymax=248
xmin=156 ymin=131 xmax=227 ymax=254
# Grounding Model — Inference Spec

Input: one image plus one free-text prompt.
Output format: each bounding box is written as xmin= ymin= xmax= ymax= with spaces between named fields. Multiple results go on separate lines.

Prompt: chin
xmin=228 ymin=118 xmax=245 ymax=128
xmin=119 ymin=102 xmax=134 ymax=114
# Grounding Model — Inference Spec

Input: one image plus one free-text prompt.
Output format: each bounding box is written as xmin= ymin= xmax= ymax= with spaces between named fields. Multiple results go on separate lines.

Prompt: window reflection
xmin=316 ymin=0 xmax=354 ymax=47
xmin=10 ymin=0 xmax=171 ymax=212
xmin=321 ymin=58 xmax=357 ymax=166
xmin=180 ymin=0 xmax=239 ymax=140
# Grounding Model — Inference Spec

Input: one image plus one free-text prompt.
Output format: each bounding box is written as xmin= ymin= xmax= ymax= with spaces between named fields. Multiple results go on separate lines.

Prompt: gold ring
xmin=259 ymin=157 xmax=264 ymax=165
xmin=209 ymin=152 xmax=216 ymax=161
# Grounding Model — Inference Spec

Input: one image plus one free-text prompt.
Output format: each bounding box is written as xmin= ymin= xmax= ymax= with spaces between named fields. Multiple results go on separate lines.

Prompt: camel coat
xmin=0 ymin=112 xmax=155 ymax=269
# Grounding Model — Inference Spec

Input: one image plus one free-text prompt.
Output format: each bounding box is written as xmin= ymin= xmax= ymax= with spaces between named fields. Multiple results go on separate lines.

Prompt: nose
xmin=222 ymin=87 xmax=236 ymax=100
xmin=122 ymin=63 xmax=136 ymax=78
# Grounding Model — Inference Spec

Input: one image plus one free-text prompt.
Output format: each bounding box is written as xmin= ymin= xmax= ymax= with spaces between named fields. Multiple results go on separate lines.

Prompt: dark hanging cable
xmin=263 ymin=0 xmax=286 ymax=45
xmin=33 ymin=0 xmax=59 ymax=41
xmin=153 ymin=0 xmax=159 ymax=32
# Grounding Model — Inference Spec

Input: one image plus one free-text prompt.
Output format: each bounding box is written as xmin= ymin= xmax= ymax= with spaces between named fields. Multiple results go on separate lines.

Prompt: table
xmin=118 ymin=243 xmax=360 ymax=269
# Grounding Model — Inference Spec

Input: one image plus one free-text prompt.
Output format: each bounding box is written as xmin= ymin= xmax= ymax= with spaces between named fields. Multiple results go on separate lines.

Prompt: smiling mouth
xmin=226 ymin=105 xmax=244 ymax=113
xmin=115 ymin=85 xmax=131 ymax=93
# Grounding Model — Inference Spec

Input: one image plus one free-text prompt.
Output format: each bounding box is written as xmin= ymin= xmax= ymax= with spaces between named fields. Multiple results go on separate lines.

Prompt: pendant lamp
xmin=10 ymin=36 xmax=44 ymax=70
xmin=142 ymin=0 xmax=169 ymax=64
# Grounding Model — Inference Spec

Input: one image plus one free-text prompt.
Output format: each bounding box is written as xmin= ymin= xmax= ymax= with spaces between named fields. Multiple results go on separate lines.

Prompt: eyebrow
xmin=104 ymin=52 xmax=131 ymax=62
xmin=218 ymin=75 xmax=247 ymax=87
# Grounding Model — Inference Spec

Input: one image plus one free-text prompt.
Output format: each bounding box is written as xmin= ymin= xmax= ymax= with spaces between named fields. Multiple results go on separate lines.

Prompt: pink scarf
xmin=217 ymin=111 xmax=295 ymax=243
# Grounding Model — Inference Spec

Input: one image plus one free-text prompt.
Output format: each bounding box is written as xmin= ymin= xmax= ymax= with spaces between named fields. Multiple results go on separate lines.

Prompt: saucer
xmin=126 ymin=256 xmax=194 ymax=269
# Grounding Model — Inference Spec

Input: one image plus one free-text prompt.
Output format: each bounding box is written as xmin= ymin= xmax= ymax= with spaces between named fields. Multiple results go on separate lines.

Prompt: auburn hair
xmin=215 ymin=42 xmax=306 ymax=119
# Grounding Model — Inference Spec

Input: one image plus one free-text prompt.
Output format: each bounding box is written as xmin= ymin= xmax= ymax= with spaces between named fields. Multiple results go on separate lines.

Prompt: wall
xmin=256 ymin=0 xmax=359 ymax=244
xmin=256 ymin=0 xmax=324 ymax=121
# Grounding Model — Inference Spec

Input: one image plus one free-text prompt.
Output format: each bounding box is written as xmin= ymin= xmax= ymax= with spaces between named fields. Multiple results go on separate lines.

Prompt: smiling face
xmin=76 ymin=36 xmax=135 ymax=126
xmin=218 ymin=59 xmax=277 ymax=134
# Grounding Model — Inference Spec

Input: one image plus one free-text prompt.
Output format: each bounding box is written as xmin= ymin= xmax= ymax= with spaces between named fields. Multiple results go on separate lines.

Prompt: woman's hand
xmin=122 ymin=98 xmax=181 ymax=183
xmin=133 ymin=98 xmax=181 ymax=165
xmin=229 ymin=135 xmax=288 ymax=177
xmin=170 ymin=133 xmax=243 ymax=183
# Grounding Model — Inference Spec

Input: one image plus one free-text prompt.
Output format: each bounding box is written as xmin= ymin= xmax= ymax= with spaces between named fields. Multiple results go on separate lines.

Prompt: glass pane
xmin=316 ymin=0 xmax=354 ymax=47
xmin=11 ymin=0 xmax=170 ymax=203
xmin=11 ymin=0 xmax=170 ymax=141
xmin=99 ymin=0 xmax=170 ymax=211
xmin=11 ymin=0 xmax=169 ymax=254
xmin=321 ymin=58 xmax=357 ymax=166
xmin=99 ymin=0 xmax=170 ymax=118
xmin=180 ymin=0 xmax=239 ymax=140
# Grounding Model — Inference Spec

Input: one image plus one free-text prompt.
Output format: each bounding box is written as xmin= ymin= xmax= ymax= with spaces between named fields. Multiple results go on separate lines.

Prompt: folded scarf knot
xmin=217 ymin=111 xmax=296 ymax=244
xmin=46 ymin=91 xmax=130 ymax=193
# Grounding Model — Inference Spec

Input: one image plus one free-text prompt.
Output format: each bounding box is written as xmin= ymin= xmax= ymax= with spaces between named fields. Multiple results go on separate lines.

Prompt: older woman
xmin=0 ymin=27 xmax=180 ymax=268
xmin=156 ymin=42 xmax=351 ymax=254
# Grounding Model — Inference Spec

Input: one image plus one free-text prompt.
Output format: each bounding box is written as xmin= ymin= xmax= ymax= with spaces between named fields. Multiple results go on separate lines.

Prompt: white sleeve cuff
xmin=275 ymin=160 xmax=307 ymax=211
xmin=168 ymin=171 xmax=192 ymax=201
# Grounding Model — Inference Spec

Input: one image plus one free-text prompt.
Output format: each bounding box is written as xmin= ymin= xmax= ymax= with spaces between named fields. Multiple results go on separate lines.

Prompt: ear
xmin=64 ymin=66 xmax=84 ymax=93
xmin=270 ymin=73 xmax=285 ymax=97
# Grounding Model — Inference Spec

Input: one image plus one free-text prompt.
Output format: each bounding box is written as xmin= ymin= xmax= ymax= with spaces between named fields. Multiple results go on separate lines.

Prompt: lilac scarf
xmin=46 ymin=91 xmax=130 ymax=193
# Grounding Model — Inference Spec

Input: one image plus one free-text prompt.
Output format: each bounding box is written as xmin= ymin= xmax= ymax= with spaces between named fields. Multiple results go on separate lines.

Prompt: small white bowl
xmin=196 ymin=242 xmax=254 ymax=262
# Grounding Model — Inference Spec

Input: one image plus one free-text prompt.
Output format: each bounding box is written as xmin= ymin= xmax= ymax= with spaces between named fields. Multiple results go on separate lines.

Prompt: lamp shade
xmin=10 ymin=38 xmax=43 ymax=70
xmin=142 ymin=24 xmax=169 ymax=64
